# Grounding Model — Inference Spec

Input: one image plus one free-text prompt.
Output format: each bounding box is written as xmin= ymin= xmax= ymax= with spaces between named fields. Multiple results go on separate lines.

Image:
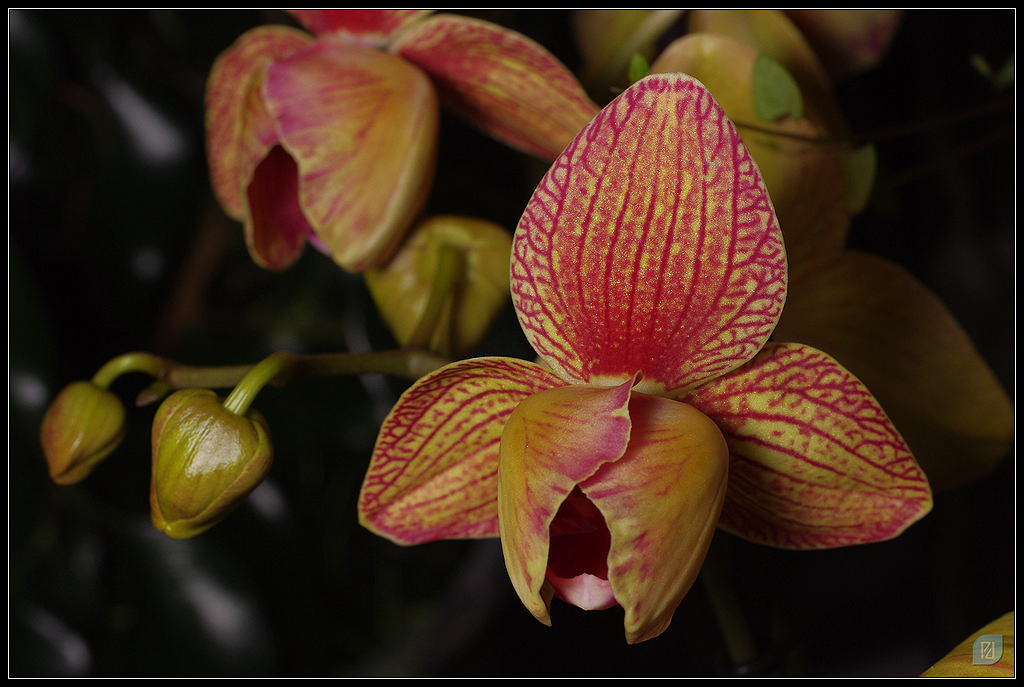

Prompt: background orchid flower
xmin=358 ymin=72 xmax=932 ymax=644
xmin=206 ymin=9 xmax=599 ymax=273
xmin=648 ymin=9 xmax=1014 ymax=492
xmin=783 ymin=10 xmax=904 ymax=80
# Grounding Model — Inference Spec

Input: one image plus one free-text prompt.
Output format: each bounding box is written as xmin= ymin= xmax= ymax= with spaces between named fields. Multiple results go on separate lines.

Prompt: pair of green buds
xmin=39 ymin=351 xmax=292 ymax=539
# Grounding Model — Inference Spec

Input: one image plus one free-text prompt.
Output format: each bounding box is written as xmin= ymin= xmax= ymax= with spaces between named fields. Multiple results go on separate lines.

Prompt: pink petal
xmin=392 ymin=14 xmax=600 ymax=160
xmin=682 ymin=342 xmax=933 ymax=549
xmin=205 ymin=25 xmax=312 ymax=221
xmin=263 ymin=39 xmax=439 ymax=271
xmin=546 ymin=571 xmax=617 ymax=612
xmin=287 ymin=9 xmax=432 ymax=45
xmin=358 ymin=358 xmax=563 ymax=545
xmin=512 ymin=73 xmax=786 ymax=392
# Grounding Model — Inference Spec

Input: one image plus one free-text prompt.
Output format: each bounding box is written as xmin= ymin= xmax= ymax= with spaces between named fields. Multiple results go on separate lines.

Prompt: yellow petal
xmin=263 ymin=39 xmax=439 ymax=271
xmin=687 ymin=9 xmax=849 ymax=138
xmin=921 ymin=611 xmax=1014 ymax=677
xmin=684 ymin=342 xmax=932 ymax=549
xmin=570 ymin=9 xmax=685 ymax=97
xmin=359 ymin=357 xmax=563 ymax=545
xmin=775 ymin=251 xmax=1014 ymax=491
xmin=498 ymin=379 xmax=634 ymax=627
xmin=585 ymin=393 xmax=729 ymax=644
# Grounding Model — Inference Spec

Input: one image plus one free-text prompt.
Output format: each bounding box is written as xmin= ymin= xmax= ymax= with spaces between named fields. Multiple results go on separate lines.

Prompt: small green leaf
xmin=628 ymin=52 xmax=650 ymax=84
xmin=752 ymin=54 xmax=803 ymax=122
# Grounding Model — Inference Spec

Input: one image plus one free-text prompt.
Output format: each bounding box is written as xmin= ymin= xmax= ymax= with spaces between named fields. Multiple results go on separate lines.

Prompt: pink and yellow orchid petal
xmin=205 ymin=26 xmax=316 ymax=269
xmin=583 ymin=393 xmax=729 ymax=644
xmin=775 ymin=251 xmax=1014 ymax=491
xmin=512 ymin=73 xmax=786 ymax=392
xmin=649 ymin=32 xmax=850 ymax=270
xmin=498 ymin=379 xmax=634 ymax=627
xmin=681 ymin=341 xmax=932 ymax=549
xmin=262 ymin=39 xmax=439 ymax=272
xmin=392 ymin=14 xmax=600 ymax=160
xmin=287 ymin=9 xmax=432 ymax=46
xmin=358 ymin=357 xmax=564 ymax=545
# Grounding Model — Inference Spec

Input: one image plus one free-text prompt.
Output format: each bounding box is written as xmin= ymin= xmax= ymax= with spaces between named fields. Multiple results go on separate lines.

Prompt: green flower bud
xmin=150 ymin=388 xmax=273 ymax=539
xmin=365 ymin=215 xmax=512 ymax=357
xmin=39 ymin=381 xmax=127 ymax=485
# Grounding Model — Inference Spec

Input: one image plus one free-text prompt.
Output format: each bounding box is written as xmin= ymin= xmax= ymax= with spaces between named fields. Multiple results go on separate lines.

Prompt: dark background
xmin=10 ymin=9 xmax=1014 ymax=677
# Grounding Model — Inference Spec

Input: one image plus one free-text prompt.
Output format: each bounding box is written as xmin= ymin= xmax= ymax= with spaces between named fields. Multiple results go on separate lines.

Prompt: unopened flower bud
xmin=39 ymin=381 xmax=127 ymax=485
xmin=150 ymin=388 xmax=273 ymax=539
xmin=365 ymin=215 xmax=512 ymax=357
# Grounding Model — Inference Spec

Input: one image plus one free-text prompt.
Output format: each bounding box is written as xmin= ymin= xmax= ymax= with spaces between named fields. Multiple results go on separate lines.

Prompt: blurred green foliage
xmin=10 ymin=9 xmax=1014 ymax=677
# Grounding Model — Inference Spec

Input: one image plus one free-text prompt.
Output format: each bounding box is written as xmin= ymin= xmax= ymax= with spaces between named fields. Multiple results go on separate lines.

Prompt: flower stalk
xmin=88 ymin=349 xmax=453 ymax=408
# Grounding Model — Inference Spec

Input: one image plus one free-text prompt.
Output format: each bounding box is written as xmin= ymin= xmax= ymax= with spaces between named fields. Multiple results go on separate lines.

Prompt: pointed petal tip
xmin=687 ymin=341 xmax=934 ymax=550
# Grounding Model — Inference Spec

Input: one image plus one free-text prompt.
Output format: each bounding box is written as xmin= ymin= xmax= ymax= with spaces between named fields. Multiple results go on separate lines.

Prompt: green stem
xmin=89 ymin=348 xmax=454 ymax=407
xmin=147 ymin=349 xmax=454 ymax=406
xmin=701 ymin=541 xmax=759 ymax=672
xmin=91 ymin=352 xmax=171 ymax=389
xmin=222 ymin=351 xmax=297 ymax=416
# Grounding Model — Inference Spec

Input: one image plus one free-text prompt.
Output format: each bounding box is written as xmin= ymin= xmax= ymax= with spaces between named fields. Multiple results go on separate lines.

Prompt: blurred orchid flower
xmin=784 ymin=9 xmax=904 ymax=79
xmin=206 ymin=9 xmax=598 ymax=272
xmin=650 ymin=9 xmax=1014 ymax=491
xmin=358 ymin=73 xmax=932 ymax=643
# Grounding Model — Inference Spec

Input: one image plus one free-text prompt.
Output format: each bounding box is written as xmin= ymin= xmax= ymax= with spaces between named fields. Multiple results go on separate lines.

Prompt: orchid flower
xmin=206 ymin=9 xmax=598 ymax=272
xmin=358 ymin=73 xmax=932 ymax=644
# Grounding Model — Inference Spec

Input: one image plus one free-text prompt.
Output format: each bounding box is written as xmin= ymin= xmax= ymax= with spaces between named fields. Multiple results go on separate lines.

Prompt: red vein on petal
xmin=513 ymin=75 xmax=785 ymax=391
xmin=360 ymin=358 xmax=563 ymax=543
xmin=684 ymin=342 xmax=931 ymax=548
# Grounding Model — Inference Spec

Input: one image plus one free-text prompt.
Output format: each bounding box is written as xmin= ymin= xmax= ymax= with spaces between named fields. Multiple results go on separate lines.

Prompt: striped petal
xmin=585 ymin=393 xmax=729 ymax=644
xmin=775 ymin=251 xmax=1014 ymax=492
xmin=512 ymin=73 xmax=786 ymax=393
xmin=498 ymin=380 xmax=729 ymax=644
xmin=205 ymin=25 xmax=316 ymax=269
xmin=358 ymin=358 xmax=563 ymax=545
xmin=263 ymin=39 xmax=439 ymax=271
xmin=287 ymin=9 xmax=432 ymax=46
xmin=681 ymin=342 xmax=933 ymax=549
xmin=392 ymin=14 xmax=600 ymax=160
xmin=498 ymin=379 xmax=634 ymax=627
xmin=649 ymin=32 xmax=851 ymax=271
